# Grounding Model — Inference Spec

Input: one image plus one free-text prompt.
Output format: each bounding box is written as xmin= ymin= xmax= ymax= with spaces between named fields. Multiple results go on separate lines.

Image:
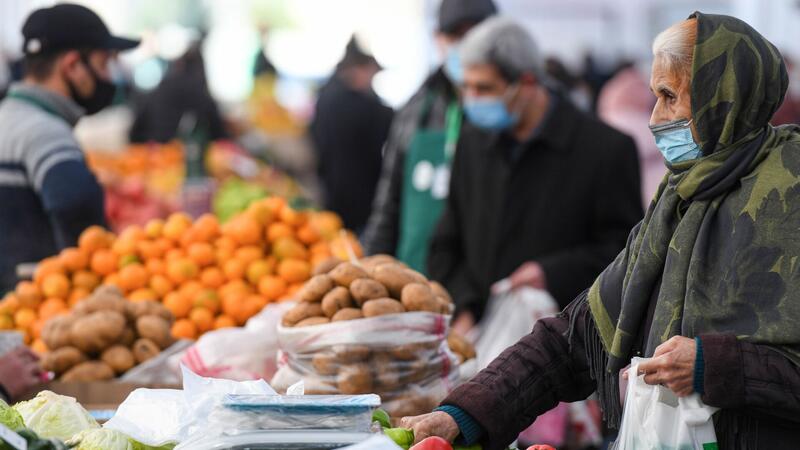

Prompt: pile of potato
xmin=40 ymin=286 xmax=175 ymax=381
xmin=281 ymin=255 xmax=454 ymax=328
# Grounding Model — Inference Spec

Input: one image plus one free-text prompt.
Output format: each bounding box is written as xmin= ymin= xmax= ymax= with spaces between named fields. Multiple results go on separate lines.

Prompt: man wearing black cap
xmin=362 ymin=0 xmax=497 ymax=273
xmin=0 ymin=4 xmax=139 ymax=292
xmin=310 ymin=36 xmax=394 ymax=233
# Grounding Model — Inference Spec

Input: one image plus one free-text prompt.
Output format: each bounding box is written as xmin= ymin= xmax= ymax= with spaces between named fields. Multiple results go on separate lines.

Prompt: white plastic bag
xmin=614 ymin=357 xmax=718 ymax=450
xmin=179 ymin=302 xmax=293 ymax=381
xmin=474 ymin=287 xmax=558 ymax=369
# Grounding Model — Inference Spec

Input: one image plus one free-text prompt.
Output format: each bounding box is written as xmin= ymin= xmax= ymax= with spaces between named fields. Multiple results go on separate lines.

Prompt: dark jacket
xmin=362 ymin=69 xmax=457 ymax=254
xmin=427 ymin=97 xmax=642 ymax=320
xmin=310 ymin=76 xmax=393 ymax=232
xmin=443 ymin=298 xmax=800 ymax=450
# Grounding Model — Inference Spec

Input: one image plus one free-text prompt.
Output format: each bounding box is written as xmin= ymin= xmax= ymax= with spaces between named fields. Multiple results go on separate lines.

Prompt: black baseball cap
xmin=438 ymin=0 xmax=498 ymax=35
xmin=22 ymin=3 xmax=139 ymax=55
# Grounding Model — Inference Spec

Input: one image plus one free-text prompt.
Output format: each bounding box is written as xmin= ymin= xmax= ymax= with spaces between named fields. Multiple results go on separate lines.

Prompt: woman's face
xmin=649 ymin=55 xmax=699 ymax=141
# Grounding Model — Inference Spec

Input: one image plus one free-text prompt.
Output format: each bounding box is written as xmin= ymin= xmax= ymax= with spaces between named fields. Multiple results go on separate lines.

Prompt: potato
xmin=337 ymin=364 xmax=373 ymax=394
xmin=328 ymin=262 xmax=369 ymax=288
xmin=389 ymin=343 xmax=426 ymax=361
xmin=41 ymin=346 xmax=87 ymax=375
xmin=127 ymin=300 xmax=174 ymax=323
xmin=60 ymin=361 xmax=115 ymax=382
xmin=299 ymin=274 xmax=335 ymax=303
xmin=362 ymin=298 xmax=406 ymax=318
xmin=101 ymin=345 xmax=136 ymax=374
xmin=405 ymin=269 xmax=428 ymax=284
xmin=437 ymin=297 xmax=454 ymax=315
xmin=372 ymin=353 xmax=403 ymax=391
xmin=118 ymin=327 xmax=136 ymax=347
xmin=41 ymin=315 xmax=75 ymax=350
xmin=402 ymin=358 xmax=438 ymax=384
xmin=132 ymin=338 xmax=160 ymax=364
xmin=331 ymin=308 xmax=364 ymax=322
xmin=321 ymin=287 xmax=353 ymax=318
xmin=429 ymin=281 xmax=453 ymax=304
xmin=384 ymin=395 xmax=437 ymax=418
xmin=72 ymin=285 xmax=127 ymax=316
xmin=282 ymin=302 xmax=324 ymax=327
xmin=312 ymin=352 xmax=340 ymax=376
xmin=400 ymin=283 xmax=439 ymax=312
xmin=349 ymin=279 xmax=389 ymax=306
xmin=332 ymin=344 xmax=371 ymax=363
xmin=295 ymin=316 xmax=331 ymax=327
xmin=372 ymin=264 xmax=416 ymax=298
xmin=360 ymin=255 xmax=399 ymax=275
xmin=312 ymin=257 xmax=343 ymax=276
xmin=447 ymin=332 xmax=476 ymax=360
xmin=302 ymin=377 xmax=338 ymax=395
xmin=136 ymin=315 xmax=174 ymax=349
xmin=70 ymin=311 xmax=127 ymax=354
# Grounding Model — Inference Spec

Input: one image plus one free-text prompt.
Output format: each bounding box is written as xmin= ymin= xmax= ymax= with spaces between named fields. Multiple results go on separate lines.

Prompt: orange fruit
xmin=145 ymin=258 xmax=167 ymax=276
xmin=258 ymin=276 xmax=287 ymax=301
xmin=39 ymin=298 xmax=68 ymax=321
xmin=296 ymin=224 xmax=320 ymax=245
xmin=90 ymin=249 xmax=118 ymax=276
xmin=277 ymin=259 xmax=311 ymax=284
xmin=311 ymin=253 xmax=334 ymax=270
xmin=14 ymin=308 xmax=37 ymax=330
xmin=236 ymin=295 xmax=266 ymax=324
xmin=171 ymin=318 xmax=198 ymax=340
xmin=246 ymin=259 xmax=273 ymax=285
xmin=0 ymin=314 xmax=14 ymax=330
xmin=188 ymin=242 xmax=215 ymax=267
xmin=193 ymin=289 xmax=221 ymax=315
xmin=149 ymin=274 xmax=174 ymax=298
xmin=33 ymin=257 xmax=66 ymax=285
xmin=279 ymin=207 xmax=307 ymax=227
xmin=245 ymin=201 xmax=275 ymax=226
xmin=189 ymin=307 xmax=215 ymax=333
xmin=112 ymin=237 xmax=138 ymax=256
xmin=165 ymin=248 xmax=185 ymax=262
xmin=118 ymin=263 xmax=148 ymax=291
xmin=155 ymin=237 xmax=174 ymax=254
xmin=144 ymin=218 xmax=165 ymax=239
xmin=15 ymin=281 xmax=42 ymax=308
xmin=164 ymin=292 xmax=192 ymax=319
xmin=266 ymin=222 xmax=293 ymax=243
xmin=72 ymin=270 xmax=101 ymax=291
xmin=286 ymin=282 xmax=305 ymax=297
xmin=228 ymin=216 xmax=262 ymax=246
xmin=129 ymin=288 xmax=158 ymax=302
xmin=0 ymin=295 xmax=20 ymax=315
xmin=214 ymin=315 xmax=237 ymax=329
xmin=179 ymin=280 xmax=203 ymax=302
xmin=200 ymin=267 xmax=225 ymax=289
xmin=137 ymin=240 xmax=164 ymax=260
xmin=60 ymin=247 xmax=89 ymax=272
xmin=223 ymin=259 xmax=246 ymax=281
xmin=194 ymin=214 xmax=220 ymax=241
xmin=78 ymin=225 xmax=112 ymax=253
xmin=30 ymin=338 xmax=48 ymax=355
xmin=263 ymin=196 xmax=286 ymax=215
xmin=118 ymin=254 xmax=141 ymax=269
xmin=215 ymin=236 xmax=237 ymax=252
xmin=221 ymin=292 xmax=245 ymax=319
xmin=167 ymin=258 xmax=199 ymax=284
xmin=68 ymin=288 xmax=91 ymax=307
xmin=103 ymin=273 xmax=121 ymax=289
xmin=179 ymin=227 xmax=204 ymax=248
xmin=220 ymin=280 xmax=252 ymax=300
xmin=272 ymin=236 xmax=308 ymax=261
xmin=234 ymin=246 xmax=264 ymax=265
xmin=41 ymin=273 xmax=70 ymax=299
xmin=163 ymin=212 xmax=193 ymax=242
xmin=118 ymin=225 xmax=146 ymax=242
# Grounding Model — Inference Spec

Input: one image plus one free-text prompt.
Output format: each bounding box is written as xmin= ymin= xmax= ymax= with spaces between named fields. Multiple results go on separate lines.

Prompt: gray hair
xmin=652 ymin=18 xmax=697 ymax=76
xmin=459 ymin=16 xmax=543 ymax=82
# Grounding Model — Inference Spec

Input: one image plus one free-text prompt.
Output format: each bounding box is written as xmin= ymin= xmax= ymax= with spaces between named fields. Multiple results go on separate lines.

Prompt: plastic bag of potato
xmin=271 ymin=255 xmax=471 ymax=419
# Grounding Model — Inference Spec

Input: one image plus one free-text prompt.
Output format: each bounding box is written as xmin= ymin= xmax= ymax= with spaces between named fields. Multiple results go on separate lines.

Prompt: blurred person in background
xmin=0 ymin=3 xmax=139 ymax=293
xmin=0 ymin=346 xmax=44 ymax=402
xmin=129 ymin=42 xmax=228 ymax=144
xmin=544 ymin=57 xmax=593 ymax=112
xmin=405 ymin=13 xmax=800 ymax=450
xmin=772 ymin=55 xmax=800 ymax=126
xmin=362 ymin=0 xmax=497 ymax=273
xmin=427 ymin=17 xmax=642 ymax=335
xmin=309 ymin=36 xmax=393 ymax=233
xmin=598 ymin=65 xmax=664 ymax=207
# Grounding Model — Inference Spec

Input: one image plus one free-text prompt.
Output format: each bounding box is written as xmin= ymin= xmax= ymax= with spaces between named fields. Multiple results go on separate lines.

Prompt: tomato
xmin=410 ymin=436 xmax=454 ymax=450
xmin=527 ymin=445 xmax=557 ymax=450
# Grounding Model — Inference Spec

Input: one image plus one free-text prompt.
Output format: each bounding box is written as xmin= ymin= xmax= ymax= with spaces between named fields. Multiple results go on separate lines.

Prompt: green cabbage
xmin=67 ymin=428 xmax=132 ymax=450
xmin=129 ymin=440 xmax=176 ymax=450
xmin=0 ymin=398 xmax=24 ymax=430
xmin=12 ymin=391 xmax=98 ymax=441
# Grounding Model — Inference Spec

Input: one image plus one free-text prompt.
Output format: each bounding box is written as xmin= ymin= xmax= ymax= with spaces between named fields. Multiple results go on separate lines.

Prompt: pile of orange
xmin=0 ymin=196 xmax=361 ymax=348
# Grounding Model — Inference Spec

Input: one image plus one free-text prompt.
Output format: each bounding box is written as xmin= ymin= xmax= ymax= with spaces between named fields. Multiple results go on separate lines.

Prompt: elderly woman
xmin=404 ymin=12 xmax=800 ymax=450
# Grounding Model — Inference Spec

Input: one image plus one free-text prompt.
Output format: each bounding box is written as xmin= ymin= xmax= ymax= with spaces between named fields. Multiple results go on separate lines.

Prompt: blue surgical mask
xmin=443 ymin=45 xmax=463 ymax=84
xmin=463 ymin=88 xmax=519 ymax=131
xmin=649 ymin=118 xmax=702 ymax=163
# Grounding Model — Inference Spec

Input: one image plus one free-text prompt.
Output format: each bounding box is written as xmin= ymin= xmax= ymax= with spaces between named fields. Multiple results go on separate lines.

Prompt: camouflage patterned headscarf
xmin=586 ymin=11 xmax=800 ymax=388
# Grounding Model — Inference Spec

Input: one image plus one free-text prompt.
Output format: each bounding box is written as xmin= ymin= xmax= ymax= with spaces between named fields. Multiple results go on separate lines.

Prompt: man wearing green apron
xmin=362 ymin=0 xmax=497 ymax=273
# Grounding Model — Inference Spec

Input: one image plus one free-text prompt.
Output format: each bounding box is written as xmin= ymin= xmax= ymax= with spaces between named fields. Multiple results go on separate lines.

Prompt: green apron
xmin=396 ymin=96 xmax=461 ymax=274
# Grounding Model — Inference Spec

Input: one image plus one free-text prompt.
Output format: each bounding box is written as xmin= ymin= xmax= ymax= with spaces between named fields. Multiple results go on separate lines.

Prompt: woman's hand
xmin=636 ymin=336 xmax=697 ymax=397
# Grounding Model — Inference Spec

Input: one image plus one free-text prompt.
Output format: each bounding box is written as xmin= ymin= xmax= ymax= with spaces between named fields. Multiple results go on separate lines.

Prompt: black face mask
xmin=66 ymin=54 xmax=117 ymax=115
